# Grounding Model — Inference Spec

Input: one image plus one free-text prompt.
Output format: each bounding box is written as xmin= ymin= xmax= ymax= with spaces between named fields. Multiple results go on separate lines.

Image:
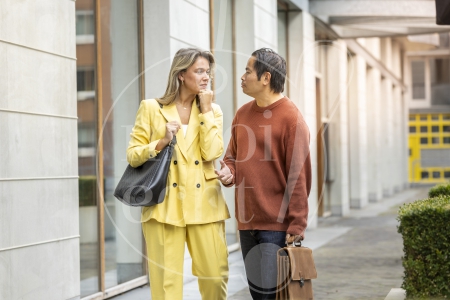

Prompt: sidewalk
xmin=111 ymin=187 xmax=429 ymax=300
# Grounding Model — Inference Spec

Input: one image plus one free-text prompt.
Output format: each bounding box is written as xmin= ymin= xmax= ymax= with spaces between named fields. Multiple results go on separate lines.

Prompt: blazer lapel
xmin=159 ymin=103 xmax=188 ymax=159
xmin=185 ymin=101 xmax=200 ymax=151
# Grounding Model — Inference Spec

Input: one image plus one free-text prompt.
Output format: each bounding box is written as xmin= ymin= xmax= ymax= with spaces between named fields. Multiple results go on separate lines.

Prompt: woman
xmin=127 ymin=48 xmax=230 ymax=300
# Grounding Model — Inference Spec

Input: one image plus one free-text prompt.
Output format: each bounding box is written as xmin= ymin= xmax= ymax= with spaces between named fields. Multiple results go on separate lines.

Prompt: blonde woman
xmin=127 ymin=48 xmax=230 ymax=299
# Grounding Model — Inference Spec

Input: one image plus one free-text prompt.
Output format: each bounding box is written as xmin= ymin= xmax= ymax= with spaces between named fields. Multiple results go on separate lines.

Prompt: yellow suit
xmin=127 ymin=99 xmax=230 ymax=300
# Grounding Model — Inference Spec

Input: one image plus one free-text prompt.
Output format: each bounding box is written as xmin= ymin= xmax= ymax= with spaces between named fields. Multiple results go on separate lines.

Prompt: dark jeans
xmin=239 ymin=230 xmax=286 ymax=300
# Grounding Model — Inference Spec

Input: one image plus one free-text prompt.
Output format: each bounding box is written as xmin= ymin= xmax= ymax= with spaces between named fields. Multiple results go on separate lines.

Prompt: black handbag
xmin=114 ymin=136 xmax=177 ymax=206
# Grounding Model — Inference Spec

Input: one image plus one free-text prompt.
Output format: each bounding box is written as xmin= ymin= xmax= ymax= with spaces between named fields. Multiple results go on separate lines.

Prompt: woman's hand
xmin=198 ymin=90 xmax=213 ymax=113
xmin=156 ymin=121 xmax=181 ymax=150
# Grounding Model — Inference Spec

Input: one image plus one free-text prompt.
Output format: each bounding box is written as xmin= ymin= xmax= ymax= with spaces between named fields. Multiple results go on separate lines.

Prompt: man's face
xmin=241 ymin=56 xmax=263 ymax=97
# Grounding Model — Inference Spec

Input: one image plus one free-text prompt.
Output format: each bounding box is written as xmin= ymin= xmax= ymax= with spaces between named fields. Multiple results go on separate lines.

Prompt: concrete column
xmin=348 ymin=54 xmax=368 ymax=209
xmin=393 ymin=85 xmax=404 ymax=192
xmin=234 ymin=0 xmax=256 ymax=108
xmin=381 ymin=77 xmax=395 ymax=197
xmin=366 ymin=67 xmax=384 ymax=201
xmin=325 ymin=40 xmax=350 ymax=216
xmin=287 ymin=11 xmax=319 ymax=227
xmin=0 ymin=1 xmax=79 ymax=299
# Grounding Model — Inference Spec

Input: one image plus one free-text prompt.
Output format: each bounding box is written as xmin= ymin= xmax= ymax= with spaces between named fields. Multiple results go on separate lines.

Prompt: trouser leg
xmin=186 ymin=221 xmax=229 ymax=300
xmin=142 ymin=219 xmax=186 ymax=300
xmin=239 ymin=230 xmax=286 ymax=300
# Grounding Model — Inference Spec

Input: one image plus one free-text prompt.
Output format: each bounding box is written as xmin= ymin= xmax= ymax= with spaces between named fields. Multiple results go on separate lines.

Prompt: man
xmin=215 ymin=48 xmax=312 ymax=300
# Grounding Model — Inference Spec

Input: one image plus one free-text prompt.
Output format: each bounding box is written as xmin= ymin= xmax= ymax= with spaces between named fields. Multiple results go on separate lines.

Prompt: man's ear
xmin=263 ymin=72 xmax=271 ymax=86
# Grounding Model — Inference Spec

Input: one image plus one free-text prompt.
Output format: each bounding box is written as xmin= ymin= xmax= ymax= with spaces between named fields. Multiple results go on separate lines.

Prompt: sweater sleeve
xmin=223 ymin=115 xmax=238 ymax=187
xmin=282 ymin=118 xmax=312 ymax=237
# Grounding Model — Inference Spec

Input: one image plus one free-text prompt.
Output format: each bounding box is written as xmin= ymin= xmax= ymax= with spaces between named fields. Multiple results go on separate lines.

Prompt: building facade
xmin=1 ymin=0 xmax=445 ymax=299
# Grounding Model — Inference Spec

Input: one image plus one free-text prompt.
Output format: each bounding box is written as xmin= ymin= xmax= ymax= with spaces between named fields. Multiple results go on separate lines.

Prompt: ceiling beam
xmin=310 ymin=1 xmax=436 ymax=18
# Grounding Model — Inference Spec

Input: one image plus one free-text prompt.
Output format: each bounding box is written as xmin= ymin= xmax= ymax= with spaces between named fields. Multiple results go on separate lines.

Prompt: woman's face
xmin=180 ymin=57 xmax=211 ymax=94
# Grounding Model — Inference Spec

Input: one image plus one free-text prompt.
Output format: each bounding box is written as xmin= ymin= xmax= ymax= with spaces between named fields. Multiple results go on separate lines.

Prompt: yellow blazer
xmin=127 ymin=99 xmax=230 ymax=226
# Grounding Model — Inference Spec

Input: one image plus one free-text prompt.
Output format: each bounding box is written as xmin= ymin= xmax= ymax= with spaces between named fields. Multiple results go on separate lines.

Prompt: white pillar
xmin=381 ymin=77 xmax=395 ymax=197
xmin=325 ymin=40 xmax=350 ymax=216
xmin=287 ymin=11 xmax=319 ymax=228
xmin=366 ymin=67 xmax=384 ymax=201
xmin=348 ymin=54 xmax=368 ymax=208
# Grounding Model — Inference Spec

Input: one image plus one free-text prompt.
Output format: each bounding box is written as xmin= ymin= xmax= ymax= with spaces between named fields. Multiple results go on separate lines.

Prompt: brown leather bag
xmin=276 ymin=246 xmax=317 ymax=300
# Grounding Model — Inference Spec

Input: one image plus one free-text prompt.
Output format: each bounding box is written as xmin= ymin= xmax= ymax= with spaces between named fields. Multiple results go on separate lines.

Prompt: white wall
xmin=0 ymin=0 xmax=79 ymax=299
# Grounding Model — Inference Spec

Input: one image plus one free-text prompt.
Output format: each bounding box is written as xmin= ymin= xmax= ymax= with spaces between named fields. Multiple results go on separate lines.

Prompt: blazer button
xmin=173 ymin=183 xmax=177 ymax=188
xmin=174 ymin=160 xmax=177 ymax=165
xmin=196 ymin=183 xmax=201 ymax=188
xmin=195 ymin=160 xmax=199 ymax=165
xmin=200 ymin=122 xmax=204 ymax=125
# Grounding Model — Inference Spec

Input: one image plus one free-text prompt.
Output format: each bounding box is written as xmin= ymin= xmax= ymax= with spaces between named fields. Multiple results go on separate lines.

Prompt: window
xmin=430 ymin=58 xmax=450 ymax=106
xmin=420 ymin=115 xmax=428 ymax=121
xmin=432 ymin=126 xmax=439 ymax=132
xmin=443 ymin=125 xmax=450 ymax=132
xmin=420 ymin=126 xmax=428 ymax=133
xmin=431 ymin=115 xmax=439 ymax=121
xmin=412 ymin=61 xmax=426 ymax=99
xmin=420 ymin=137 xmax=428 ymax=144
xmin=432 ymin=137 xmax=440 ymax=144
xmin=76 ymin=11 xmax=94 ymax=35
xmin=409 ymin=126 xmax=416 ymax=133
xmin=409 ymin=148 xmax=412 ymax=156
xmin=77 ymin=69 xmax=95 ymax=91
xmin=433 ymin=171 xmax=441 ymax=179
xmin=421 ymin=171 xmax=429 ymax=179
xmin=444 ymin=171 xmax=450 ymax=178
xmin=444 ymin=137 xmax=450 ymax=144
xmin=409 ymin=115 xmax=416 ymax=121
xmin=444 ymin=115 xmax=450 ymax=120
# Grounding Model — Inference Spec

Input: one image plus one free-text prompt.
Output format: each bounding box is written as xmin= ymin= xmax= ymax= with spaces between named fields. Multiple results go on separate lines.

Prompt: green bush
xmin=429 ymin=183 xmax=450 ymax=198
xmin=79 ymin=176 xmax=99 ymax=206
xmin=397 ymin=196 xmax=450 ymax=299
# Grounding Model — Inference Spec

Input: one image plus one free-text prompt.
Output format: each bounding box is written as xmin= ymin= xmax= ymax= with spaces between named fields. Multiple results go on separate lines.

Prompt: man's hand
xmin=286 ymin=234 xmax=303 ymax=246
xmin=215 ymin=160 xmax=234 ymax=186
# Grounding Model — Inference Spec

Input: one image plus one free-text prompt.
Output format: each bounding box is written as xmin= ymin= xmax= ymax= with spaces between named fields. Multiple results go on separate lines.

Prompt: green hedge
xmin=79 ymin=176 xmax=99 ymax=206
xmin=429 ymin=183 xmax=450 ymax=198
xmin=397 ymin=196 xmax=450 ymax=298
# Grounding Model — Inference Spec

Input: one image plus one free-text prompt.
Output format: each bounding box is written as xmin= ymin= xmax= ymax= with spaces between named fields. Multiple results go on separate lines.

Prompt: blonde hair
xmin=158 ymin=48 xmax=215 ymax=106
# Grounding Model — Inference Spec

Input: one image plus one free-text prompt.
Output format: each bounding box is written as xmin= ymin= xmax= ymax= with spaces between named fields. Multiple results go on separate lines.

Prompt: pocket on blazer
xmin=203 ymin=167 xmax=217 ymax=180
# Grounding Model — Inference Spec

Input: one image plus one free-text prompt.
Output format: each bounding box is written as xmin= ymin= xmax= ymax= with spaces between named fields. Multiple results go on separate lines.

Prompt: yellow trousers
xmin=142 ymin=219 xmax=229 ymax=300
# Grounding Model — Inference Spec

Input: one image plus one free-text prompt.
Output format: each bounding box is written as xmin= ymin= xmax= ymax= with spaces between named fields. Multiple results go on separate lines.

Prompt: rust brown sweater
xmin=224 ymin=97 xmax=312 ymax=237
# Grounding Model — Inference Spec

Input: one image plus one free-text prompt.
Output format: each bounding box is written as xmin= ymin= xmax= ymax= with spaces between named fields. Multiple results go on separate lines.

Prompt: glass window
xmin=409 ymin=148 xmax=412 ymax=156
xmin=409 ymin=126 xmax=416 ymax=133
xmin=431 ymin=115 xmax=439 ymax=121
xmin=420 ymin=126 xmax=428 ymax=133
xmin=430 ymin=58 xmax=450 ymax=106
xmin=443 ymin=115 xmax=450 ymax=120
xmin=421 ymin=171 xmax=429 ymax=179
xmin=444 ymin=171 xmax=450 ymax=178
xmin=420 ymin=115 xmax=428 ymax=121
xmin=433 ymin=171 xmax=441 ymax=179
xmin=443 ymin=125 xmax=450 ymax=132
xmin=76 ymin=11 xmax=95 ymax=36
xmin=432 ymin=137 xmax=440 ymax=144
xmin=409 ymin=115 xmax=416 ymax=121
xmin=411 ymin=60 xmax=426 ymax=99
xmin=77 ymin=69 xmax=95 ymax=91
xmin=77 ymin=3 xmax=99 ymax=297
xmin=444 ymin=137 xmax=450 ymax=144
xmin=432 ymin=126 xmax=439 ymax=133
xmin=420 ymin=137 xmax=428 ymax=144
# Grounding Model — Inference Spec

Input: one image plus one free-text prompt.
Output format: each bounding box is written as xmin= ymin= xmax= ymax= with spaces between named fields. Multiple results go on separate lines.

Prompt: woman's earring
xmin=181 ymin=80 xmax=184 ymax=86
